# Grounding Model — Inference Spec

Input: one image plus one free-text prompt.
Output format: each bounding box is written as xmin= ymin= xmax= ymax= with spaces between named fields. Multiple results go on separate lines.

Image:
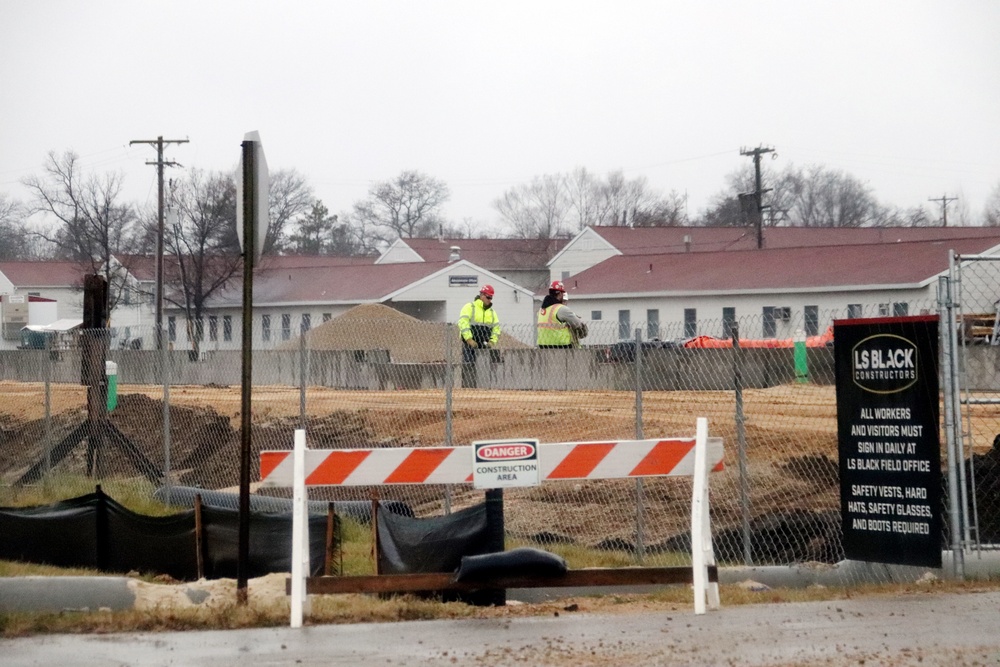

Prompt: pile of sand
xmin=281 ymin=303 xmax=529 ymax=363
xmin=129 ymin=572 xmax=288 ymax=611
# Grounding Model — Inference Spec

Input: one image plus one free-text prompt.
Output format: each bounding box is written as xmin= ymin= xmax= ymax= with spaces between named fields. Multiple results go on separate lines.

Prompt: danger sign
xmin=473 ymin=438 xmax=540 ymax=489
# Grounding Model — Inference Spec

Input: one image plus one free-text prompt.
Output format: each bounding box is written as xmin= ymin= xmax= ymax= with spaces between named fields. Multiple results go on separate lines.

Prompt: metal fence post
xmin=44 ymin=333 xmax=52 ymax=478
xmin=732 ymin=321 xmax=752 ymax=566
xmin=634 ymin=327 xmax=645 ymax=563
xmin=950 ymin=252 xmax=973 ymax=554
xmin=161 ymin=321 xmax=171 ymax=504
xmin=299 ymin=318 xmax=307 ymax=428
xmin=444 ymin=325 xmax=453 ymax=515
xmin=939 ymin=274 xmax=965 ymax=578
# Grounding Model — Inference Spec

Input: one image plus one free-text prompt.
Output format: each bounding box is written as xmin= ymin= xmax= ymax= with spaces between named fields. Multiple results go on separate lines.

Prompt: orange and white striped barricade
xmin=262 ymin=417 xmax=723 ymax=625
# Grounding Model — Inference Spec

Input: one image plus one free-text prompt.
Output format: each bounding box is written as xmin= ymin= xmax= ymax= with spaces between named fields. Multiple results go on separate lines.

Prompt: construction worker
xmin=537 ymin=280 xmax=588 ymax=348
xmin=458 ymin=284 xmax=500 ymax=386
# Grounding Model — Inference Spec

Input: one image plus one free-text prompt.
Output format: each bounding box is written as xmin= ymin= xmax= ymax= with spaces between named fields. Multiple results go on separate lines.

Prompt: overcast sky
xmin=2 ymin=1 xmax=999 ymax=232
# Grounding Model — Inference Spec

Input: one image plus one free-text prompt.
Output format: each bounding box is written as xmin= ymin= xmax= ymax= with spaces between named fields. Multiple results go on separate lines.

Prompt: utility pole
xmin=129 ymin=136 xmax=188 ymax=349
xmin=741 ymin=146 xmax=774 ymax=248
xmin=929 ymin=193 xmax=958 ymax=228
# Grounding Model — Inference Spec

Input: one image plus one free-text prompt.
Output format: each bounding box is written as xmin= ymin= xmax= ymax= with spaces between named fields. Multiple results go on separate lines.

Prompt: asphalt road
xmin=5 ymin=589 xmax=1000 ymax=666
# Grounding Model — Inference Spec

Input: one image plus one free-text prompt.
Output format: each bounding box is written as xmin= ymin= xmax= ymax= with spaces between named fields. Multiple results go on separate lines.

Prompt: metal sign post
xmin=237 ymin=132 xmax=268 ymax=604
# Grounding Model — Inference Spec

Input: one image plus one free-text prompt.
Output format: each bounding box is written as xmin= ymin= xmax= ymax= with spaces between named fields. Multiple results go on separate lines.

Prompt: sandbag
xmin=454 ymin=547 xmax=567 ymax=583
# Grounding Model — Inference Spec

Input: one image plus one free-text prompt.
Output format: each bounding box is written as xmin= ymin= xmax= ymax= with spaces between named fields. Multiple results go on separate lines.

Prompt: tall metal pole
xmin=237 ymin=140 xmax=256 ymax=604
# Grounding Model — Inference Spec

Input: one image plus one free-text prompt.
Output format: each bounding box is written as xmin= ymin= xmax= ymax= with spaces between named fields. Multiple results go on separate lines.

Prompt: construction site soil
xmin=2 ymin=304 xmax=999 ymax=560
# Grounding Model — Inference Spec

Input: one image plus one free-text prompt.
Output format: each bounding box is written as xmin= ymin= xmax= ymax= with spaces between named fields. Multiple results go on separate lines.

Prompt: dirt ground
xmin=0 ymin=379 xmax=842 ymax=555
xmin=1 ymin=376 xmax=997 ymax=560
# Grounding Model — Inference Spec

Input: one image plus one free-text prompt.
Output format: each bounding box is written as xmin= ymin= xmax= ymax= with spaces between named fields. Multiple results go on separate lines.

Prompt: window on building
xmin=893 ymin=302 xmax=909 ymax=316
xmin=722 ymin=307 xmax=736 ymax=339
xmin=122 ymin=288 xmax=131 ymax=306
xmin=208 ymin=316 xmax=218 ymax=342
xmin=168 ymin=316 xmax=177 ymax=342
xmin=301 ymin=313 xmax=311 ymax=333
xmin=223 ymin=315 xmax=232 ymax=342
xmin=591 ymin=311 xmax=602 ymax=320
xmin=762 ymin=307 xmax=776 ymax=338
xmin=847 ymin=304 xmax=863 ymax=319
xmin=192 ymin=319 xmax=204 ymax=342
xmin=646 ymin=309 xmax=660 ymax=340
xmin=617 ymin=310 xmax=630 ymax=340
xmin=561 ymin=271 xmax=570 ymax=283
xmin=281 ymin=313 xmax=292 ymax=340
xmin=322 ymin=313 xmax=332 ymax=323
xmin=878 ymin=303 xmax=890 ymax=316
xmin=262 ymin=314 xmax=271 ymax=342
xmin=804 ymin=305 xmax=819 ymax=336
xmin=684 ymin=308 xmax=697 ymax=338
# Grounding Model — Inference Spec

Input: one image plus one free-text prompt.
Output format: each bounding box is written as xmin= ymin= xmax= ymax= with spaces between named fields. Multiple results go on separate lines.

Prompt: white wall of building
xmin=572 ymin=284 xmax=938 ymax=345
xmin=548 ymin=228 xmax=618 ymax=285
xmin=163 ymin=263 xmax=539 ymax=351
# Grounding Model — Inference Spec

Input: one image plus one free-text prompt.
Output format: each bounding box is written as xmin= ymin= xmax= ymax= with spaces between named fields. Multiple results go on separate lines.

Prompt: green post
xmin=105 ymin=360 xmax=118 ymax=411
xmin=793 ymin=329 xmax=808 ymax=383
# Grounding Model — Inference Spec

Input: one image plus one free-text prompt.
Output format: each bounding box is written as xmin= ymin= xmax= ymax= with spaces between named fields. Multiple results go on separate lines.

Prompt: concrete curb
xmin=0 ymin=576 xmax=135 ymax=613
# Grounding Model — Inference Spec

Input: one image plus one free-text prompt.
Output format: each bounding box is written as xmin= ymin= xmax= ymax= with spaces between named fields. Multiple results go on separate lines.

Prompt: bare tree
xmin=0 ymin=193 xmax=42 ymax=259
xmin=163 ymin=168 xmax=241 ymax=355
xmin=346 ymin=170 xmax=449 ymax=249
xmin=985 ymin=184 xmax=1000 ymax=227
xmin=494 ymin=173 xmax=571 ymax=239
xmin=882 ymin=205 xmax=935 ymax=227
xmin=498 ymin=167 xmax=687 ymax=236
xmin=632 ymin=190 xmax=689 ymax=227
xmin=22 ymin=150 xmax=140 ymax=308
xmin=697 ymin=163 xmax=888 ymax=228
xmin=563 ymin=167 xmax=606 ymax=231
xmin=595 ymin=170 xmax=689 ymax=227
xmin=775 ymin=165 xmax=880 ymax=228
xmin=264 ymin=169 xmax=314 ymax=254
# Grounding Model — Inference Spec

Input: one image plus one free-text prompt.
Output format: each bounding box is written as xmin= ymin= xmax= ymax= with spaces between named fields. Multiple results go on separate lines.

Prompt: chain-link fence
xmin=945 ymin=255 xmax=1000 ymax=556
xmin=0 ymin=298 xmax=970 ymax=580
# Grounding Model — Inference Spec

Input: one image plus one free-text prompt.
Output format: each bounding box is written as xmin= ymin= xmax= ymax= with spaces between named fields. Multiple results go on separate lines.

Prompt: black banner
xmin=835 ymin=316 xmax=942 ymax=568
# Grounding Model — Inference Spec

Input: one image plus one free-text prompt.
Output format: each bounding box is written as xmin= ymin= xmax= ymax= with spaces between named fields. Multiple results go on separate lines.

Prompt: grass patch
xmin=0 ymin=475 xmax=175 ymax=516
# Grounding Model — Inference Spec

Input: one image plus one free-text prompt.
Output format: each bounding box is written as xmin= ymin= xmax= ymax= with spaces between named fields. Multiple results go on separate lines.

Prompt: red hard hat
xmin=550 ymin=280 xmax=565 ymax=292
xmin=480 ymin=284 xmax=495 ymax=297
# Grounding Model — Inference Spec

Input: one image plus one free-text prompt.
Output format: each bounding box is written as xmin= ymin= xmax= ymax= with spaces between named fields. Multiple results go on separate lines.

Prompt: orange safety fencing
xmin=683 ymin=327 xmax=834 ymax=349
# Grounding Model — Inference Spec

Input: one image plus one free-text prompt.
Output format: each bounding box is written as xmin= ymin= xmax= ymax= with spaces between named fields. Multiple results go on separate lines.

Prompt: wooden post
xmin=483 ymin=488 xmax=506 ymax=606
xmin=371 ymin=491 xmax=380 ymax=575
xmin=194 ymin=493 xmax=205 ymax=580
xmin=325 ymin=502 xmax=337 ymax=576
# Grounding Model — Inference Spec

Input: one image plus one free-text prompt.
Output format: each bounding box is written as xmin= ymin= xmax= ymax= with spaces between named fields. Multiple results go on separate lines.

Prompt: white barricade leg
xmin=690 ymin=417 xmax=711 ymax=615
xmin=290 ymin=428 xmax=310 ymax=628
xmin=702 ymin=441 xmax=720 ymax=611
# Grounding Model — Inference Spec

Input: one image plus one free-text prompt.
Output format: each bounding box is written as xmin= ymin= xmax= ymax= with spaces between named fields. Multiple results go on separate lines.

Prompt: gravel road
xmin=5 ymin=589 xmax=999 ymax=666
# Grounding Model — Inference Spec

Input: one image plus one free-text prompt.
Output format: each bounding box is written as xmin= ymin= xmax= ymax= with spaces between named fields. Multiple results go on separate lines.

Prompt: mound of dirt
xmin=280 ymin=303 xmax=530 ymax=363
